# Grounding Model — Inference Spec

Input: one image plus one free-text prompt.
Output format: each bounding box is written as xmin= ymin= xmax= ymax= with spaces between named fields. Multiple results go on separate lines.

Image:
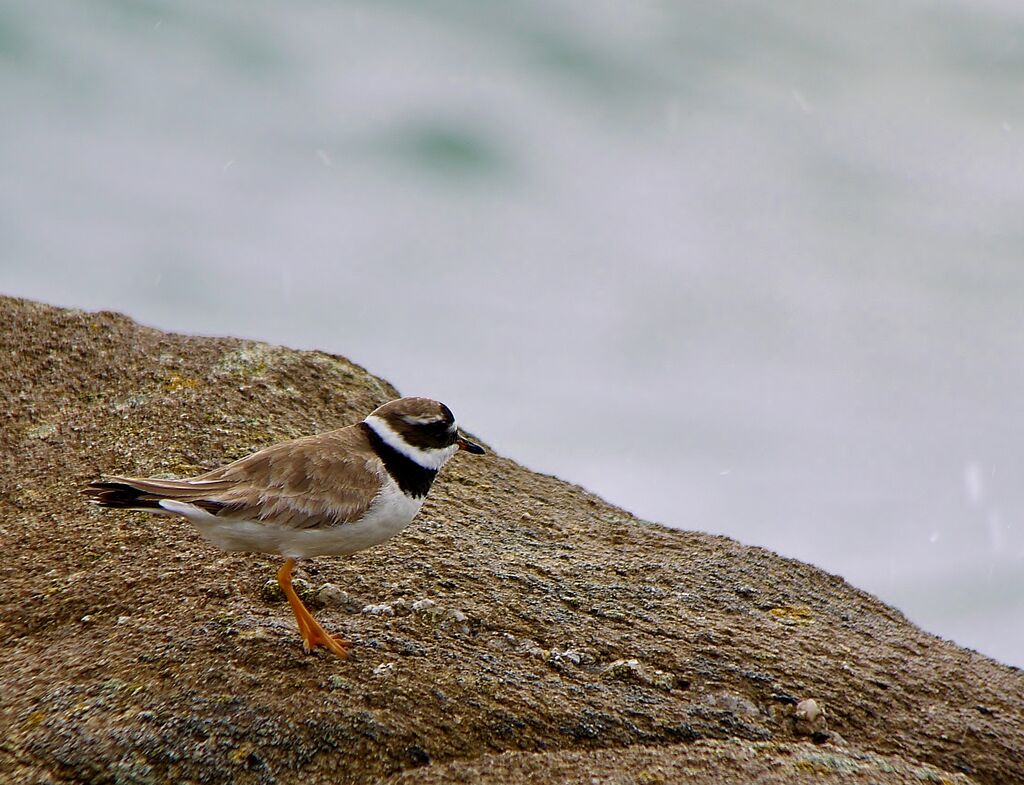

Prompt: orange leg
xmin=276 ymin=558 xmax=351 ymax=657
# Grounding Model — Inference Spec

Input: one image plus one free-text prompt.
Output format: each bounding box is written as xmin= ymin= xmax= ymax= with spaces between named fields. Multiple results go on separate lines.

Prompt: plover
xmin=84 ymin=397 xmax=484 ymax=657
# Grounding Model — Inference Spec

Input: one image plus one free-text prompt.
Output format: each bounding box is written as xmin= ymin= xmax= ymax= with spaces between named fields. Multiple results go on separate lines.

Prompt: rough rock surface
xmin=0 ymin=295 xmax=1021 ymax=785
xmin=387 ymin=740 xmax=979 ymax=785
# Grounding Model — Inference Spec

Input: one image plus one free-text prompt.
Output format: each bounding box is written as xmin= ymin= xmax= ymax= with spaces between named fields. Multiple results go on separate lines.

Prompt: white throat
xmin=364 ymin=415 xmax=459 ymax=470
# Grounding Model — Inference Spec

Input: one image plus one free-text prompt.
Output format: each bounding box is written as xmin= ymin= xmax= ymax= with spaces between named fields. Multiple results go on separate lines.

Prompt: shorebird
xmin=84 ymin=397 xmax=484 ymax=657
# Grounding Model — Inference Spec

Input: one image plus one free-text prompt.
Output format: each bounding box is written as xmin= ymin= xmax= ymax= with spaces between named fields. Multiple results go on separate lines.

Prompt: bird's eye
xmin=427 ymin=421 xmax=457 ymax=445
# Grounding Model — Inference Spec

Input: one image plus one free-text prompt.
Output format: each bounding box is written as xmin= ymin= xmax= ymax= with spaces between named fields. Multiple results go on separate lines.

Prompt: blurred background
xmin=2 ymin=1 xmax=1022 ymax=666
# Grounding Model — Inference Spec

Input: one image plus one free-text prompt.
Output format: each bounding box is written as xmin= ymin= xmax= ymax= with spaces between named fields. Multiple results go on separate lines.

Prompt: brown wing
xmin=86 ymin=425 xmax=383 ymax=529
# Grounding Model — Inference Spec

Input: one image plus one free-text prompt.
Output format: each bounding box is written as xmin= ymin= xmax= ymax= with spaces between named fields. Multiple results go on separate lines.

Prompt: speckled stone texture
xmin=1 ymin=295 xmax=1021 ymax=785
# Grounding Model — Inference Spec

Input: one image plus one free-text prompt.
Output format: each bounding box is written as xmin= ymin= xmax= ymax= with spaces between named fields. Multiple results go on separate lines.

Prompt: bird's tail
xmin=83 ymin=479 xmax=165 ymax=510
xmin=83 ymin=477 xmax=228 ymax=514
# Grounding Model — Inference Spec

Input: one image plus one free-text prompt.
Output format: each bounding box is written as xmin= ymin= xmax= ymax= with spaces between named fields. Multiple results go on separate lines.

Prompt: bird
xmin=83 ymin=397 xmax=485 ymax=657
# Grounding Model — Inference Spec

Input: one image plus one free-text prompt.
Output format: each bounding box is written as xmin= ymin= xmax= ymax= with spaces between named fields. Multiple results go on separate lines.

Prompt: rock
xmin=26 ymin=422 xmax=57 ymax=440
xmin=389 ymin=598 xmax=411 ymax=616
xmin=794 ymin=698 xmax=828 ymax=739
xmin=547 ymin=647 xmax=585 ymax=671
xmin=318 ymin=583 xmax=361 ymax=611
xmin=410 ymin=599 xmax=469 ymax=632
xmin=517 ymin=639 xmax=546 ymax=660
xmin=1 ymin=296 xmax=1022 ymax=785
xmin=604 ymin=658 xmax=651 ymax=684
xmin=704 ymin=691 xmax=760 ymax=716
xmin=767 ymin=606 xmax=815 ymax=626
xmin=361 ymin=603 xmax=395 ymax=616
xmin=444 ymin=608 xmax=467 ymax=624
xmin=650 ymin=670 xmax=677 ymax=692
xmin=326 ymin=675 xmax=348 ymax=690
xmin=261 ymin=576 xmax=315 ymax=604
xmin=238 ymin=627 xmax=273 ymax=643
xmin=260 ymin=578 xmax=285 ymax=602
xmin=486 ymin=634 xmax=515 ymax=652
xmin=796 ymin=698 xmax=822 ymax=724
xmin=441 ymin=608 xmax=469 ymax=634
xmin=598 ymin=655 xmax=679 ymax=691
xmin=385 ymin=740 xmax=981 ymax=785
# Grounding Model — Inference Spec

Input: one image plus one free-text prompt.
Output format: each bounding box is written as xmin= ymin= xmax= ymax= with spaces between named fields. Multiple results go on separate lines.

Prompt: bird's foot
xmin=278 ymin=557 xmax=351 ymax=658
xmin=300 ymin=620 xmax=351 ymax=657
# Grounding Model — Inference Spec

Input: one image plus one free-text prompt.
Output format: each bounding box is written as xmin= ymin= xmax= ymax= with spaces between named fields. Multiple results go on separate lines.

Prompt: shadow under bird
xmin=84 ymin=397 xmax=484 ymax=657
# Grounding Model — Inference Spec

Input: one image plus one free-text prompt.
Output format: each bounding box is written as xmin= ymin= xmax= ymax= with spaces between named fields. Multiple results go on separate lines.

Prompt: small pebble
xmin=547 ymin=648 xmax=584 ymax=669
xmin=651 ymin=670 xmax=676 ymax=691
xmin=703 ymin=691 xmax=760 ymax=716
xmin=318 ymin=583 xmax=353 ymax=608
xmin=605 ymin=658 xmax=649 ymax=683
xmin=517 ymin=639 xmax=545 ymax=659
xmin=796 ymin=698 xmax=821 ymax=723
xmin=487 ymin=635 xmax=514 ymax=651
xmin=389 ymin=598 xmax=410 ymax=616
xmin=794 ymin=697 xmax=828 ymax=737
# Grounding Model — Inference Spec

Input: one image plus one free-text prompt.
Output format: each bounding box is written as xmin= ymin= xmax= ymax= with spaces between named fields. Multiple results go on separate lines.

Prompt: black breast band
xmin=361 ymin=423 xmax=437 ymax=498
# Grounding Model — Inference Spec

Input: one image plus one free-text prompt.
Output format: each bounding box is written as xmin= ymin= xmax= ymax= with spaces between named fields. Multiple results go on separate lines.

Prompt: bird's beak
xmin=457 ymin=434 xmax=485 ymax=454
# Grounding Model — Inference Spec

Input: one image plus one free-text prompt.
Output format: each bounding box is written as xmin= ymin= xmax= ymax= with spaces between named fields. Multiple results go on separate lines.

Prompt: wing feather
xmin=88 ymin=426 xmax=383 ymax=529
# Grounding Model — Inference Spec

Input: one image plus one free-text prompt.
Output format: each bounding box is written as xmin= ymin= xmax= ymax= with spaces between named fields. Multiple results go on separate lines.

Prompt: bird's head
xmin=364 ymin=397 xmax=484 ymax=469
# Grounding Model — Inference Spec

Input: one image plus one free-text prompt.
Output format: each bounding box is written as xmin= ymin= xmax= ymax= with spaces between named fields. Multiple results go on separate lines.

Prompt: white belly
xmin=159 ymin=477 xmax=423 ymax=559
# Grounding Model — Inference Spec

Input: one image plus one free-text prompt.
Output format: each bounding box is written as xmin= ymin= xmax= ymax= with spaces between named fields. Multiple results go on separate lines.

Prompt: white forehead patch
xmin=401 ymin=414 xmax=446 ymax=425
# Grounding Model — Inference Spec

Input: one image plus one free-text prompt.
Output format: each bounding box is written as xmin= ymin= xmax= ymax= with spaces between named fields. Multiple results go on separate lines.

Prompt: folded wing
xmin=84 ymin=427 xmax=382 ymax=529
